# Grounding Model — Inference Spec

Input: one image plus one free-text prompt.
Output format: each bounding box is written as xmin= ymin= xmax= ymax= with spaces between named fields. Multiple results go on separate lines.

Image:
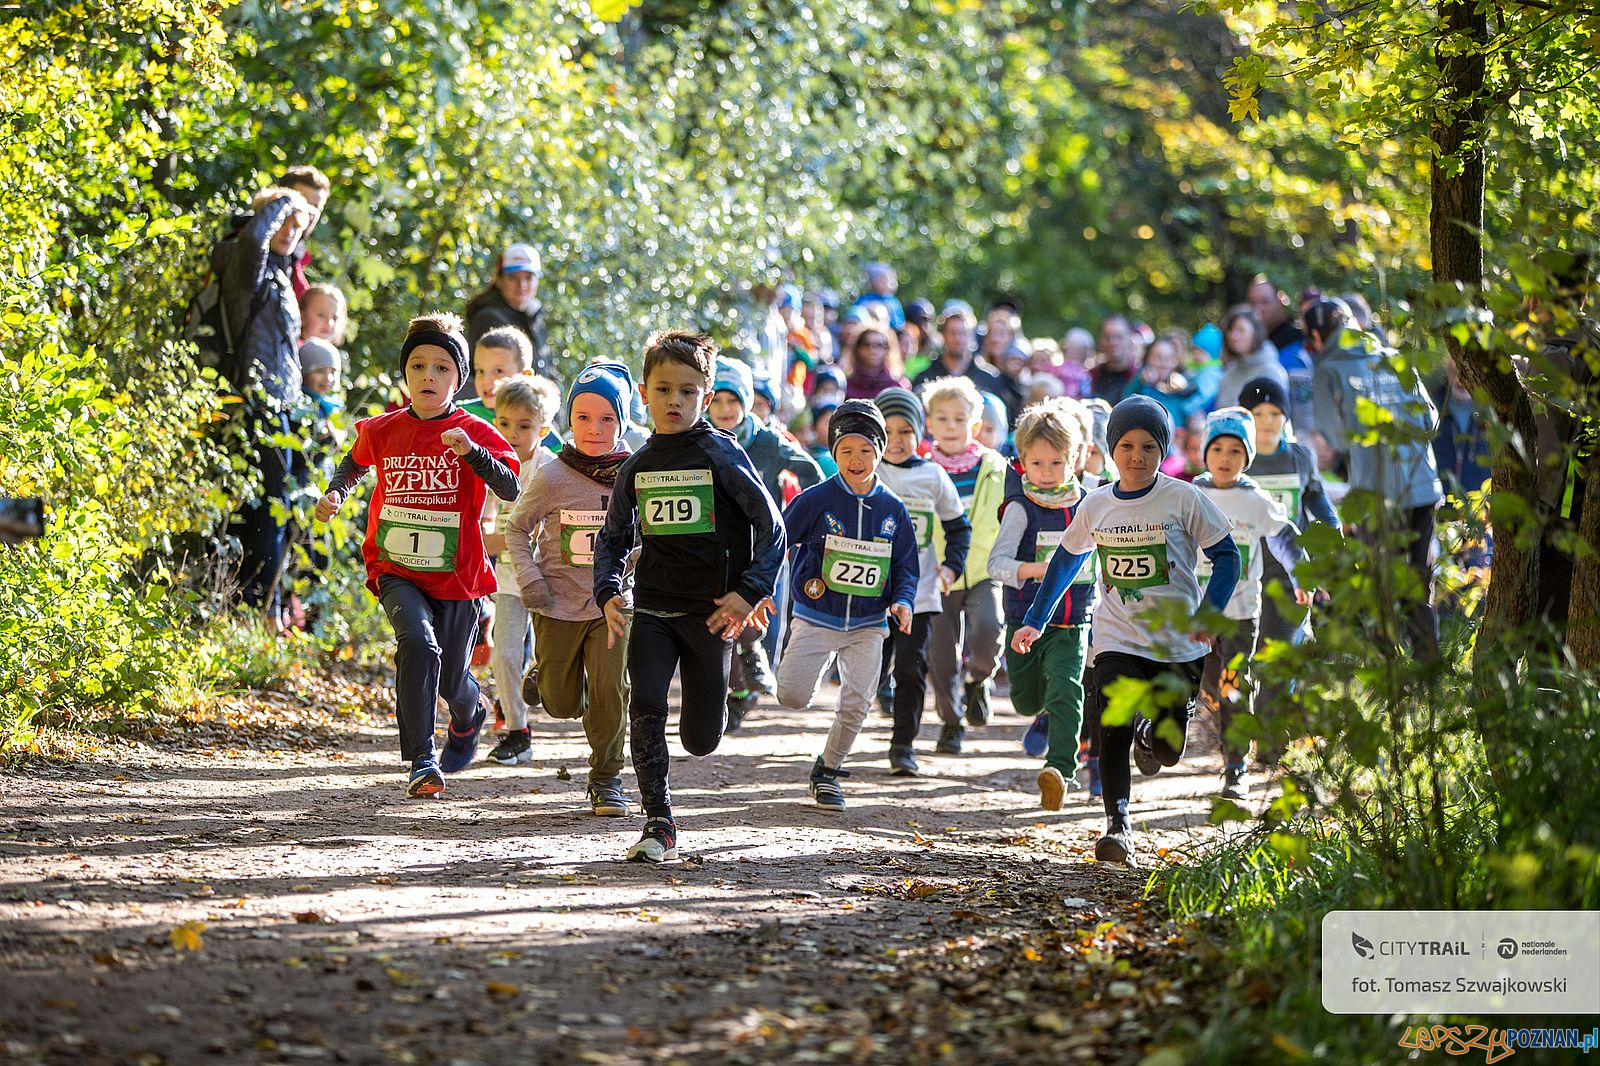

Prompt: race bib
xmin=822 ymin=534 xmax=891 ymax=596
xmin=636 ymin=470 xmax=715 ymax=535
xmin=376 ymin=504 xmax=459 ymax=572
xmin=1033 ymin=530 xmax=1096 ymax=587
xmin=901 ymin=496 xmax=936 ymax=549
xmin=1197 ymin=543 xmax=1251 ymax=584
xmin=559 ymin=509 xmax=606 ymax=567
xmin=1100 ymin=540 xmax=1169 ymax=590
xmin=1253 ymin=473 xmax=1302 ymax=521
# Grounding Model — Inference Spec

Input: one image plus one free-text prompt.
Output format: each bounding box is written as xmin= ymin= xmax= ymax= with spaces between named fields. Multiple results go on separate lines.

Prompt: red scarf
xmin=930 ymin=440 xmax=983 ymax=475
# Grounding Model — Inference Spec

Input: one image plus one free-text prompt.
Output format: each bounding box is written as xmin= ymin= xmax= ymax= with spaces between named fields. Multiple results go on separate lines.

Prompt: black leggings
xmin=1092 ymin=652 xmax=1205 ymax=822
xmin=880 ymin=611 xmax=935 ymax=747
xmin=628 ymin=611 xmax=733 ymax=819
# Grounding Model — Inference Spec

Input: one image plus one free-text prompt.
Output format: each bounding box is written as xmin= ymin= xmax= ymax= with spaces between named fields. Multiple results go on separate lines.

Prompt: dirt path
xmin=1 ymin=670 xmax=1234 ymax=1064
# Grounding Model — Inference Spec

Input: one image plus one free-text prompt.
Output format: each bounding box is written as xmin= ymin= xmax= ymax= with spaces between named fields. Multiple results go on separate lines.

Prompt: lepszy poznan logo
xmin=1353 ymin=932 xmax=1375 ymax=959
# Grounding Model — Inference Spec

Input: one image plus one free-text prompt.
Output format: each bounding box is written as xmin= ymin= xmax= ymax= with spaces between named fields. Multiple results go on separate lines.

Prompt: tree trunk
xmin=1566 ymin=447 xmax=1600 ymax=668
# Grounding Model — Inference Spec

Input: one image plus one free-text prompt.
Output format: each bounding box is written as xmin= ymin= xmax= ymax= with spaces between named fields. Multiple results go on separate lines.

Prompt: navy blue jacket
xmin=998 ymin=466 xmax=1096 ymax=628
xmin=784 ymin=475 xmax=919 ymax=632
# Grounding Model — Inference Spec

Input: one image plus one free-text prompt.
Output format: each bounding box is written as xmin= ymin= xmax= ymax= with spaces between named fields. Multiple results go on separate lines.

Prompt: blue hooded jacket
xmin=784 ymin=475 xmax=919 ymax=631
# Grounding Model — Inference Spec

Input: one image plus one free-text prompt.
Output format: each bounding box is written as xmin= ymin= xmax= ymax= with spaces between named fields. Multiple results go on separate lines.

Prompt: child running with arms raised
xmin=592 ymin=331 xmax=786 ymax=862
xmin=314 ymin=313 xmax=521 ymax=797
xmin=775 ymin=400 xmax=918 ymax=809
xmin=1010 ymin=396 xmax=1239 ymax=865
xmin=988 ymin=398 xmax=1098 ymax=811
xmin=1191 ymin=408 xmax=1310 ymax=800
xmin=504 ymin=364 xmax=638 ymax=814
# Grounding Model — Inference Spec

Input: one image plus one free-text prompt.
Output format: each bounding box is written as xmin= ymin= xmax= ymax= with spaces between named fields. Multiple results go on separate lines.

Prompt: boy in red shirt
xmin=315 ymin=312 xmax=522 ymax=797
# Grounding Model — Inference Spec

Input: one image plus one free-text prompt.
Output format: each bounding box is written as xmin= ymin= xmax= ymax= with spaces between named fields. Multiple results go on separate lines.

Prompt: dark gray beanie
xmin=873 ymin=386 xmax=924 ymax=439
xmin=1107 ymin=395 xmax=1172 ymax=457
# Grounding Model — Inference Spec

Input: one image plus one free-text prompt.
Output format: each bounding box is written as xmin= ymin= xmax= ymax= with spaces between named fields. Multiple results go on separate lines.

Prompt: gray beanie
xmin=873 ymin=386 xmax=924 ymax=440
xmin=1083 ymin=397 xmax=1112 ymax=458
xmin=298 ymin=337 xmax=340 ymax=375
xmin=1107 ymin=395 xmax=1172 ymax=457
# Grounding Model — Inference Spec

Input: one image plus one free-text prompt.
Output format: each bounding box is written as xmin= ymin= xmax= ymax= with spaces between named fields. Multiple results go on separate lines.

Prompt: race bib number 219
xmin=636 ymin=470 xmax=716 ymax=536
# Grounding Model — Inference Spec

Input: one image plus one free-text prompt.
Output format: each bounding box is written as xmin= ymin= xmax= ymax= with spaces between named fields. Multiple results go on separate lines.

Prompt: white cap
xmin=499 ymin=243 xmax=541 ymax=276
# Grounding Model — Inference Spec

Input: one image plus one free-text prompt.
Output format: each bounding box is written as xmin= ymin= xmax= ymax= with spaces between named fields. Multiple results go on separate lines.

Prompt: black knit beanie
xmin=1238 ymin=376 xmax=1290 ymax=416
xmin=400 ymin=328 xmax=471 ymax=394
xmin=1107 ymin=395 xmax=1172 ymax=457
xmin=829 ymin=399 xmax=888 ymax=456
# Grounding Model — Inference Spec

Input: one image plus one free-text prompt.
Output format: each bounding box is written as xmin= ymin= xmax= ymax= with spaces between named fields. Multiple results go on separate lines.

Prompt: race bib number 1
xmin=1101 ymin=541 xmax=1169 ymax=590
xmin=822 ymin=535 xmax=891 ymax=596
xmin=559 ymin=510 xmax=606 ymax=567
xmin=376 ymin=504 xmax=458 ymax=572
xmin=636 ymin=470 xmax=715 ymax=536
xmin=901 ymin=496 xmax=936 ymax=549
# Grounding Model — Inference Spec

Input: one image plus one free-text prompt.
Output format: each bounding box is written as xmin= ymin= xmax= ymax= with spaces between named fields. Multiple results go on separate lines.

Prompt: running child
xmin=1191 ymin=408 xmax=1310 ymax=800
xmin=314 ymin=313 xmax=521 ymax=797
xmin=1011 ymin=395 xmax=1239 ymax=865
xmin=708 ymin=357 xmax=823 ymax=727
xmin=504 ymin=363 xmax=638 ymax=815
xmin=775 ymin=401 xmax=918 ymax=809
xmin=872 ymin=387 xmax=971 ymax=776
xmin=988 ymin=398 xmax=1098 ymax=811
xmin=923 ymin=377 xmax=1008 ymax=752
xmin=480 ymin=375 xmax=561 ymax=764
xmin=592 ymin=330 xmax=786 ymax=863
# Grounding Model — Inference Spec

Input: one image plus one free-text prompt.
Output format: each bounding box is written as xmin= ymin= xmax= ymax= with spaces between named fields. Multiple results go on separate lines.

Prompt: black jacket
xmin=212 ymin=196 xmax=302 ymax=410
xmin=464 ymin=288 xmax=552 ymax=381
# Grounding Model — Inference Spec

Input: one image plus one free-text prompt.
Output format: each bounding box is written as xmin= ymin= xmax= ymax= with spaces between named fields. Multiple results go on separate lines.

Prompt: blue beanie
xmin=751 ymin=376 xmax=777 ymax=413
xmin=979 ymin=391 xmax=1008 ymax=435
xmin=1204 ymin=406 xmax=1257 ymax=467
xmin=1107 ymin=395 xmax=1172 ymax=457
xmin=1192 ymin=322 xmax=1223 ymax=362
xmin=713 ymin=358 xmax=754 ymax=411
xmin=567 ymin=361 xmax=633 ymax=426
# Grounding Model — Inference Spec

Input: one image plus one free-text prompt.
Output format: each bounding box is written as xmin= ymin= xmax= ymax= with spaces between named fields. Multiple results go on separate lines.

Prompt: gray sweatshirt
xmin=504 ymin=454 xmax=635 ymax=622
xmin=1215 ymin=344 xmax=1288 ymax=410
xmin=1311 ymin=330 xmax=1442 ymax=510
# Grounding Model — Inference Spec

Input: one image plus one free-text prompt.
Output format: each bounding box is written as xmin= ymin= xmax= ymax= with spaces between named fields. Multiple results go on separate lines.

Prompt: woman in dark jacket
xmin=464 ymin=242 xmax=551 ymax=388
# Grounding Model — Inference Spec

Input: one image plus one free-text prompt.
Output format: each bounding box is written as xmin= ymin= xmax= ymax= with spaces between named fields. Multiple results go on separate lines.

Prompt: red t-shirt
xmin=350 ymin=407 xmax=519 ymax=600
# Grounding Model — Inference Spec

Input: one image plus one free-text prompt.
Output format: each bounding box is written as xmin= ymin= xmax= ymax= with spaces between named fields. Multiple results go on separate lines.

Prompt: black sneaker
xmin=1221 ymin=764 xmax=1250 ymax=801
xmin=739 ymin=644 xmax=775 ymax=695
xmin=1132 ymin=717 xmax=1162 ymax=777
xmin=1094 ymin=815 xmax=1135 ymax=865
xmin=626 ymin=818 xmax=677 ymax=862
xmin=487 ymin=728 xmax=532 ymax=766
xmin=588 ymin=778 xmax=630 ymax=817
xmin=808 ymin=757 xmax=849 ymax=812
xmin=406 ymin=758 xmax=444 ymax=798
xmin=521 ymin=666 xmax=541 ymax=713
xmin=725 ymin=690 xmax=758 ymax=732
xmin=934 ymin=722 xmax=965 ymax=754
xmin=963 ymin=679 xmax=992 ymax=726
xmin=888 ymin=744 xmax=918 ymax=776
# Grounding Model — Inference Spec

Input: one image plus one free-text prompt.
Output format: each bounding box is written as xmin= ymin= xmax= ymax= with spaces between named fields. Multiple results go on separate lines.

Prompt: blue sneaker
xmin=1022 ymin=713 xmax=1049 ymax=758
xmin=406 ymin=759 xmax=444 ymax=798
xmin=1087 ymin=756 xmax=1102 ymax=798
xmin=440 ymin=695 xmax=489 ymax=774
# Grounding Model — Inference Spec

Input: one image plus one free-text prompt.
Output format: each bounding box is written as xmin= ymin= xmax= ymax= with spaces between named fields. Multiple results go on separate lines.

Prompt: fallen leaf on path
xmin=291 ymin=910 xmax=330 ymax=924
xmin=168 ymin=921 xmax=206 ymax=952
xmin=485 ymin=981 xmax=520 ymax=998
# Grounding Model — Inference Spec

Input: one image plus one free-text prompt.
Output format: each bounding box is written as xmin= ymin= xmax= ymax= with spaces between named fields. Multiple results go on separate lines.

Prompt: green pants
xmin=531 ymin=613 xmax=628 ymax=782
xmin=1005 ymin=623 xmax=1088 ymax=777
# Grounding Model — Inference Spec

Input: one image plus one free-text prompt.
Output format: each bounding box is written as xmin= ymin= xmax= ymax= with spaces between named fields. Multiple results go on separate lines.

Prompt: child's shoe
xmin=963 ymin=678 xmax=992 ymax=726
xmin=588 ymin=778 xmax=630 ymax=817
xmin=1086 ymin=756 xmax=1102 ymax=798
xmin=406 ymin=758 xmax=444 ymax=798
xmin=492 ymin=698 xmax=506 ymax=732
xmin=521 ymin=665 xmax=541 ymax=712
xmin=487 ymin=728 xmax=532 ymax=766
xmin=888 ymin=744 xmax=919 ymax=776
xmin=1022 ymin=714 xmax=1049 ymax=758
xmin=725 ymin=690 xmax=758 ymax=732
xmin=808 ymin=756 xmax=848 ymax=812
xmin=1132 ymin=717 xmax=1162 ymax=777
xmin=738 ymin=644 xmax=775 ymax=695
xmin=440 ymin=695 xmax=489 ymax=773
xmin=1221 ymin=763 xmax=1250 ymax=801
xmin=1094 ymin=814 xmax=1136 ymax=866
xmin=934 ymin=722 xmax=965 ymax=754
xmin=626 ymin=818 xmax=678 ymax=862
xmin=876 ymin=685 xmax=895 ymax=718
xmin=1037 ymin=766 xmax=1068 ymax=811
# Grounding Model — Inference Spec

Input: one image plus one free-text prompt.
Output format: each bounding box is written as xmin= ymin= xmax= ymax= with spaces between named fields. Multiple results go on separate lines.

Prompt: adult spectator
xmin=279 ymin=165 xmax=331 ymax=300
xmin=1249 ymin=273 xmax=1315 ymax=430
xmin=1089 ymin=315 xmax=1139 ymax=405
xmin=1309 ymin=298 xmax=1443 ymax=656
xmin=465 ymin=243 xmax=551 ymax=387
xmin=1431 ymin=358 xmax=1491 ymax=500
xmin=213 ymin=186 xmax=313 ymax=621
xmin=1130 ymin=329 xmax=1198 ymax=436
xmin=1215 ymin=305 xmax=1287 ymax=409
xmin=912 ymin=302 xmax=1012 ymax=417
xmin=1055 ymin=327 xmax=1094 ymax=399
xmin=842 ymin=325 xmax=911 ymax=399
xmin=853 ymin=262 xmax=907 ymax=330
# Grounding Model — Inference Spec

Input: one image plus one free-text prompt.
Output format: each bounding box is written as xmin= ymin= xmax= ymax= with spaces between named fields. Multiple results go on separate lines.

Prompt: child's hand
xmin=521 ymin=580 xmax=552 ymax=613
xmin=1188 ymin=617 xmax=1216 ymax=648
xmin=602 ymin=598 xmax=628 ymax=649
xmin=484 ymin=532 xmax=508 ymax=555
xmin=889 ymin=603 xmax=913 ymax=634
xmin=1016 ymin=561 xmax=1048 ymax=581
xmin=937 ymin=565 xmax=957 ymax=593
xmin=440 ymin=427 xmax=473 ymax=456
xmin=314 ymin=492 xmax=342 ymax=524
xmin=746 ymin=597 xmax=777 ymax=635
xmin=1010 ymin=625 xmax=1042 ymax=654
xmin=707 ymin=591 xmax=757 ymax=639
xmin=1294 ymin=587 xmax=1313 ymax=607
